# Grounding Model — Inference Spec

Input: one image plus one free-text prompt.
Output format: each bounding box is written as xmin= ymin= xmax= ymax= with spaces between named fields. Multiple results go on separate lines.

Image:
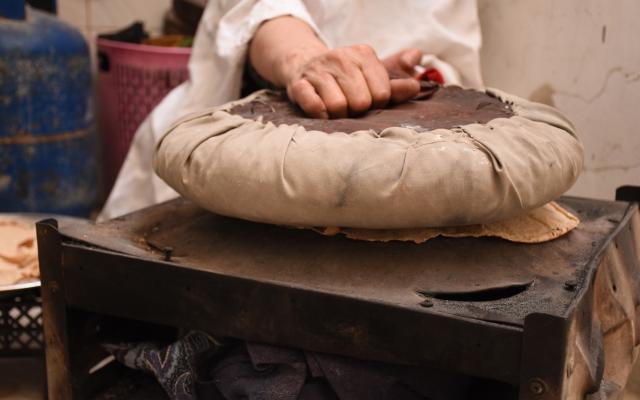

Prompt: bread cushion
xmin=154 ymin=87 xmax=583 ymax=229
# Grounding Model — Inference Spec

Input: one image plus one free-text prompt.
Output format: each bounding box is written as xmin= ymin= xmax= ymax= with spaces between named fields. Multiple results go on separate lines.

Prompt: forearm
xmin=249 ymin=16 xmax=326 ymax=87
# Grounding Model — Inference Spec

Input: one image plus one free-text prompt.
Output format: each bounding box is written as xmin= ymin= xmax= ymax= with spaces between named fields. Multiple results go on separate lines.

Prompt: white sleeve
xmin=183 ymin=0 xmax=324 ymax=113
xmin=214 ymin=0 xmax=323 ymax=57
xmin=429 ymin=0 xmax=483 ymax=88
xmin=100 ymin=1 xmax=326 ymax=220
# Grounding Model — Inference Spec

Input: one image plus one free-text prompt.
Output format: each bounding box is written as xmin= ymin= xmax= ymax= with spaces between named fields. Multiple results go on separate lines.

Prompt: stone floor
xmin=0 ymin=357 xmax=46 ymax=399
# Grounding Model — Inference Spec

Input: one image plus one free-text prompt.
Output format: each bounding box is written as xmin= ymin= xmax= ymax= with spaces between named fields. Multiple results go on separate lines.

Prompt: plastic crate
xmin=0 ymin=286 xmax=43 ymax=356
xmin=97 ymin=38 xmax=191 ymax=195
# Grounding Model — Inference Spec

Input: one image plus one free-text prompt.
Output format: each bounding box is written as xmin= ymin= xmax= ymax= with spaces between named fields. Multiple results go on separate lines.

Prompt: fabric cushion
xmin=154 ymin=87 xmax=583 ymax=229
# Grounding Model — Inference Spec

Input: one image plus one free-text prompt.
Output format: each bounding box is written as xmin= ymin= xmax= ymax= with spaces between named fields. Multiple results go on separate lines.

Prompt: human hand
xmin=282 ymin=45 xmax=421 ymax=119
xmin=249 ymin=17 xmax=422 ymax=119
xmin=381 ymin=48 xmax=424 ymax=79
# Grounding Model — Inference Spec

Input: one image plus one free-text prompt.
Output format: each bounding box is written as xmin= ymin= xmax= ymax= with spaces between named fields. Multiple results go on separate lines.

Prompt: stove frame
xmin=37 ymin=195 xmax=640 ymax=399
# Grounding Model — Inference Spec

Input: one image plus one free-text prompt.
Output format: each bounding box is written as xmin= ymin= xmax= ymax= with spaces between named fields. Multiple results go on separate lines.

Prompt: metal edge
xmin=0 ymin=280 xmax=40 ymax=294
xmin=563 ymin=202 xmax=639 ymax=318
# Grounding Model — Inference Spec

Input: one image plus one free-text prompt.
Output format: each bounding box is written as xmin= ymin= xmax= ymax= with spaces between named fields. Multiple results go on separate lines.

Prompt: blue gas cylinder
xmin=0 ymin=0 xmax=96 ymax=216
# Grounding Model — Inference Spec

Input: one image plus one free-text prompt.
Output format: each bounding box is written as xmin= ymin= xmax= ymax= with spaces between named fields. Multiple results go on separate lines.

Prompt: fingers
xmin=399 ymin=48 xmax=423 ymax=75
xmin=344 ymin=45 xmax=390 ymax=111
xmin=305 ymin=72 xmax=349 ymax=118
xmin=287 ymin=79 xmax=328 ymax=119
xmin=286 ymin=44 xmax=412 ymax=118
xmin=332 ymin=62 xmax=373 ymax=115
xmin=381 ymin=47 xmax=424 ymax=77
xmin=390 ymin=78 xmax=420 ymax=103
xmin=360 ymin=55 xmax=391 ymax=109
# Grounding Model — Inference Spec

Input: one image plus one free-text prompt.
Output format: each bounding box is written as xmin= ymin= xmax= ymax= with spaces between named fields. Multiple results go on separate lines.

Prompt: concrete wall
xmin=478 ymin=0 xmax=640 ymax=200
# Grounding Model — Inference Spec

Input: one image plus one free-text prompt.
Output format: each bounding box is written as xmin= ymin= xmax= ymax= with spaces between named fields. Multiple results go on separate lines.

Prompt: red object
xmin=417 ymin=68 xmax=445 ymax=85
xmin=97 ymin=39 xmax=191 ymax=196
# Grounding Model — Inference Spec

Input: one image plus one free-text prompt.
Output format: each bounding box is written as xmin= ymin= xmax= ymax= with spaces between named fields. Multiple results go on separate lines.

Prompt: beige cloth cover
xmin=154 ymin=88 xmax=584 ymax=229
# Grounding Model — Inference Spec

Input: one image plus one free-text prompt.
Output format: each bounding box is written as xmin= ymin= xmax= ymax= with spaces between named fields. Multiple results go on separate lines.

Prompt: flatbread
xmin=312 ymin=201 xmax=579 ymax=244
xmin=0 ymin=218 xmax=39 ymax=286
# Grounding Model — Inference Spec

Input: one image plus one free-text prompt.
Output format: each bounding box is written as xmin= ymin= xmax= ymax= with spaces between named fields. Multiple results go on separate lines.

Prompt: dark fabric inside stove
xmin=229 ymin=86 xmax=513 ymax=133
xmin=107 ymin=331 xmax=517 ymax=400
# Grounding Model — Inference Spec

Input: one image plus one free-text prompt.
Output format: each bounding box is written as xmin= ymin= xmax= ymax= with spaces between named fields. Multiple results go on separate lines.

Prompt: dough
xmin=0 ymin=218 xmax=39 ymax=286
xmin=312 ymin=201 xmax=579 ymax=244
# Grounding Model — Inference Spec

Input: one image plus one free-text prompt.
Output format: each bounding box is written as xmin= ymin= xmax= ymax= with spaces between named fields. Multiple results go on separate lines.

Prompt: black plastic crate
xmin=0 ymin=286 xmax=43 ymax=356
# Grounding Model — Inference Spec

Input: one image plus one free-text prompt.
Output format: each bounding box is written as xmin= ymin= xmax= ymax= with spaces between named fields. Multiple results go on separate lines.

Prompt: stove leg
xmin=519 ymin=313 xmax=571 ymax=399
xmin=37 ymin=220 xmax=75 ymax=400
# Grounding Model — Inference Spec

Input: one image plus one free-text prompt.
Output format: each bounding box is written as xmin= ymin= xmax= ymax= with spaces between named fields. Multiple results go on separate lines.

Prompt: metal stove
xmin=37 ymin=192 xmax=640 ymax=399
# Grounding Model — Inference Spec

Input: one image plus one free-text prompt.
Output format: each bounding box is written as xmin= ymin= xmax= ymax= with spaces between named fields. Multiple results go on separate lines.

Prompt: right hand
xmin=281 ymin=45 xmax=420 ymax=119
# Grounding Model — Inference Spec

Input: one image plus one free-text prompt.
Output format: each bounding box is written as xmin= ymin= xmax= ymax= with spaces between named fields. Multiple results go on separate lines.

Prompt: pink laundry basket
xmin=97 ymin=38 xmax=191 ymax=196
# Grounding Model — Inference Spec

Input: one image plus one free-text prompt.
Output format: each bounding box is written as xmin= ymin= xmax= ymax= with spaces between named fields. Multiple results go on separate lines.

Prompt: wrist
xmin=274 ymin=43 xmax=328 ymax=87
xmin=249 ymin=16 xmax=328 ymax=88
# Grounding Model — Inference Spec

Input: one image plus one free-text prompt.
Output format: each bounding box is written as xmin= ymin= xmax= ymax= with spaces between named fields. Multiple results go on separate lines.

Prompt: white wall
xmin=478 ymin=0 xmax=640 ymax=200
xmin=57 ymin=0 xmax=171 ymax=41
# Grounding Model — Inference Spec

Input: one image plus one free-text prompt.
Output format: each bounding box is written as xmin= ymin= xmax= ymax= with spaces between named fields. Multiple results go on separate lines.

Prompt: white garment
xmin=99 ymin=0 xmax=483 ymax=221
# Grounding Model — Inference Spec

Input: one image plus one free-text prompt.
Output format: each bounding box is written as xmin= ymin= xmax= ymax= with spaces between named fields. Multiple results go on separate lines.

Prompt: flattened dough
xmin=0 ymin=218 xmax=39 ymax=286
xmin=313 ymin=201 xmax=579 ymax=244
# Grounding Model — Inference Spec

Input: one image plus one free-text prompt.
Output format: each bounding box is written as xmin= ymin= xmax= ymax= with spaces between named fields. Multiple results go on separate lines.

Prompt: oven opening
xmin=418 ymin=280 xmax=533 ymax=302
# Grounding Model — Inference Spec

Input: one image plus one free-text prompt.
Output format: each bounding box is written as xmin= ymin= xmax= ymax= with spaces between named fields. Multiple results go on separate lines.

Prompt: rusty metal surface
xmin=518 ymin=206 xmax=640 ymax=400
xmin=0 ymin=129 xmax=90 ymax=145
xmin=58 ymin=241 xmax=524 ymax=384
xmin=52 ymin=196 xmax=640 ymax=397
xmin=62 ymin=196 xmax=629 ymax=326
